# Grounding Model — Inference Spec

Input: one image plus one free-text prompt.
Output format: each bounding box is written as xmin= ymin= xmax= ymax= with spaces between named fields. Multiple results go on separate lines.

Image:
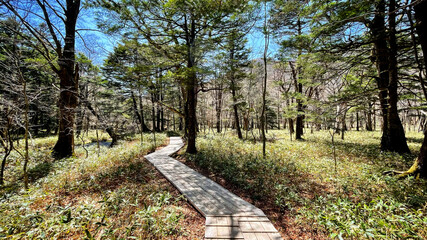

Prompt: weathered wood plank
xmin=261 ymin=222 xmax=277 ymax=232
xmin=242 ymin=232 xmax=258 ymax=240
xmin=145 ymin=137 xmax=283 ymax=240
xmin=205 ymin=226 xmax=218 ymax=238
xmin=254 ymin=233 xmax=271 ymax=240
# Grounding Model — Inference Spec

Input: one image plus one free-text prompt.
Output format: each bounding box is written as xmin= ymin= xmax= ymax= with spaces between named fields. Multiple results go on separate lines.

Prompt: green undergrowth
xmin=185 ymin=130 xmax=427 ymax=239
xmin=0 ymin=133 xmax=200 ymax=239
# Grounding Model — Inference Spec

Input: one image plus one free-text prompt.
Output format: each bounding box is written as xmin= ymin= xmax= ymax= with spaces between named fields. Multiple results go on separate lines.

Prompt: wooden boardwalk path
xmin=145 ymin=137 xmax=283 ymax=240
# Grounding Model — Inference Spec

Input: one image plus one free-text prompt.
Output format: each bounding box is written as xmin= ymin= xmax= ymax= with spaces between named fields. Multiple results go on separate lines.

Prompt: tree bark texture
xmin=414 ymin=0 xmax=427 ymax=176
xmin=385 ymin=0 xmax=410 ymax=153
xmin=184 ymin=16 xmax=197 ymax=154
xmin=370 ymin=0 xmax=409 ymax=154
xmin=52 ymin=0 xmax=81 ymax=158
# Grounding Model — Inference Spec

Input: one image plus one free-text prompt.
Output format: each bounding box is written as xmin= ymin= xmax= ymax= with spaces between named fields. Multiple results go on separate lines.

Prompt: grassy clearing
xmin=182 ymin=130 xmax=427 ymax=239
xmin=1 ymin=133 xmax=204 ymax=239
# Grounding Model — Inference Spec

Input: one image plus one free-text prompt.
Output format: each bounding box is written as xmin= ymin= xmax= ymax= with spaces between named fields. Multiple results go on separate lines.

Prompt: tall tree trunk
xmin=131 ymin=91 xmax=150 ymax=132
xmin=184 ymin=16 xmax=197 ymax=154
xmin=0 ymin=149 xmax=10 ymax=185
xmin=0 ymin=114 xmax=12 ymax=186
xmin=231 ymin=81 xmax=243 ymax=139
xmin=295 ymin=18 xmax=304 ymax=140
xmin=356 ymin=111 xmax=360 ymax=131
xmin=289 ymin=61 xmax=303 ymax=140
xmin=185 ymin=79 xmax=197 ymax=153
xmin=411 ymin=0 xmax=427 ymax=177
xmin=341 ymin=106 xmax=347 ymax=140
xmin=261 ymin=2 xmax=269 ymax=158
xmin=296 ymin=82 xmax=304 ymax=139
xmin=21 ymin=71 xmax=30 ymax=189
xmin=151 ymin=93 xmax=157 ymax=131
xmin=385 ymin=0 xmax=410 ymax=154
xmin=215 ymin=88 xmax=222 ymax=133
xmin=179 ymin=95 xmax=183 ymax=131
xmin=156 ymin=104 xmax=161 ymax=132
xmin=366 ymin=102 xmax=373 ymax=131
xmin=52 ymin=0 xmax=80 ymax=158
xmin=370 ymin=0 xmax=392 ymax=152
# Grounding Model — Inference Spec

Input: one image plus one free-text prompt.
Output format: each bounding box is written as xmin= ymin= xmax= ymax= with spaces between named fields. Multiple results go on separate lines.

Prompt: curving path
xmin=145 ymin=137 xmax=283 ymax=240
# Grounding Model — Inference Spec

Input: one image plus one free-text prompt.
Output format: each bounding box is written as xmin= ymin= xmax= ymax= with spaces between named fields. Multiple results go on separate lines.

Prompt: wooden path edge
xmin=144 ymin=137 xmax=283 ymax=240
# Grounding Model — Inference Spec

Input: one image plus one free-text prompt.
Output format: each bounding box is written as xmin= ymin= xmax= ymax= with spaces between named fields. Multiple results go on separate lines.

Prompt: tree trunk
xmin=52 ymin=1 xmax=80 ymax=159
xmin=261 ymin=2 xmax=268 ymax=158
xmin=185 ymin=80 xmax=197 ymax=153
xmin=184 ymin=16 xmax=197 ymax=154
xmin=412 ymin=0 xmax=427 ymax=177
xmin=341 ymin=108 xmax=347 ymax=140
xmin=384 ymin=0 xmax=410 ymax=154
xmin=231 ymin=81 xmax=243 ymax=139
xmin=151 ymin=93 xmax=157 ymax=131
xmin=53 ymin=70 xmax=78 ymax=158
xmin=179 ymin=96 xmax=183 ymax=131
xmin=296 ymin=92 xmax=304 ymax=139
xmin=0 ymin=118 xmax=12 ymax=186
xmin=216 ymin=88 xmax=222 ymax=133
xmin=0 ymin=150 xmax=9 ymax=185
xmin=296 ymin=19 xmax=304 ymax=140
xmin=356 ymin=111 xmax=360 ymax=131
xmin=414 ymin=0 xmax=427 ymax=70
xmin=289 ymin=118 xmax=294 ymax=134
xmin=366 ymin=103 xmax=373 ymax=131
xmin=370 ymin=0 xmax=408 ymax=153
xmin=156 ymin=104 xmax=161 ymax=132
xmin=131 ymin=91 xmax=150 ymax=132
xmin=289 ymin=61 xmax=303 ymax=140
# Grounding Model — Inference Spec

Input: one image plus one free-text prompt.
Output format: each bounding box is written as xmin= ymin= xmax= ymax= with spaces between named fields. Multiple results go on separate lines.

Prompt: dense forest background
xmin=1 ymin=0 xmax=427 ymax=239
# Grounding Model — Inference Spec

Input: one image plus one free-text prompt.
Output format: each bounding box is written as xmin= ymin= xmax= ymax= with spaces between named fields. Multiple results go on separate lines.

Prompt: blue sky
xmin=76 ymin=6 xmax=280 ymax=66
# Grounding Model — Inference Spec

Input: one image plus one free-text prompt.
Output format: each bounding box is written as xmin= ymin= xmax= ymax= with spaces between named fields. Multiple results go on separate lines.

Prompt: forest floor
xmin=178 ymin=129 xmax=427 ymax=240
xmin=0 ymin=132 xmax=205 ymax=239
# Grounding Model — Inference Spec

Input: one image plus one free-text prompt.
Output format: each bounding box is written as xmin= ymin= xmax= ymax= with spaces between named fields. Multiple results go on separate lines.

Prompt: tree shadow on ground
xmin=406 ymin=137 xmax=424 ymax=144
xmin=66 ymin=159 xmax=156 ymax=195
xmin=27 ymin=161 xmax=52 ymax=182
xmin=1 ymin=161 xmax=53 ymax=195
xmin=306 ymin=137 xmax=416 ymax=167
xmin=78 ymin=141 xmax=112 ymax=148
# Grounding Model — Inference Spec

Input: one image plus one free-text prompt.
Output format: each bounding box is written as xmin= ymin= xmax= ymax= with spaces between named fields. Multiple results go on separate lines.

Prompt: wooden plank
xmin=145 ymin=137 xmax=283 ymax=240
xmin=195 ymin=176 xmax=262 ymax=213
xmin=205 ymin=226 xmax=218 ymax=238
xmin=261 ymin=222 xmax=277 ymax=232
xmin=254 ymin=233 xmax=271 ymax=240
xmin=239 ymin=217 xmax=270 ymax=222
xmin=242 ymin=232 xmax=258 ymax=240
xmin=241 ymin=230 xmax=278 ymax=233
xmin=239 ymin=221 xmax=254 ymax=231
xmin=249 ymin=221 xmax=264 ymax=231
xmin=205 ymin=226 xmax=244 ymax=239
xmin=206 ymin=216 xmax=239 ymax=227
xmin=206 ymin=216 xmax=218 ymax=225
xmin=218 ymin=226 xmax=243 ymax=238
